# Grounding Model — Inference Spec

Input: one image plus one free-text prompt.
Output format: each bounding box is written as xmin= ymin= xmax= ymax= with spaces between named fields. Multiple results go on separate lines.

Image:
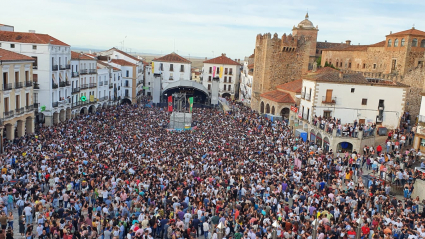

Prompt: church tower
xmin=292 ymin=13 xmax=319 ymax=68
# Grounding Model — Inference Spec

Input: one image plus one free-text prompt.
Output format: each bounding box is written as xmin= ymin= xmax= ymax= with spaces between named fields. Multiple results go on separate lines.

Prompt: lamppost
xmin=217 ymin=222 xmax=225 ymax=239
xmin=355 ymin=218 xmax=363 ymax=239
xmin=272 ymin=221 xmax=278 ymax=239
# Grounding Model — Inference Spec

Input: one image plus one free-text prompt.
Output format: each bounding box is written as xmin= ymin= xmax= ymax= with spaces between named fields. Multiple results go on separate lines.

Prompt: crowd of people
xmin=0 ymin=101 xmax=424 ymax=239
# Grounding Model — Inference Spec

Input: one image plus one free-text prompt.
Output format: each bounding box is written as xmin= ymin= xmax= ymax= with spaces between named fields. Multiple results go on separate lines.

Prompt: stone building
xmin=321 ymin=27 xmax=425 ymax=116
xmin=251 ymin=14 xmax=345 ymax=113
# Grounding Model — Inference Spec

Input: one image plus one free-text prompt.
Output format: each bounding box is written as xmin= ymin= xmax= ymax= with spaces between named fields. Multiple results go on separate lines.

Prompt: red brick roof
xmin=71 ymin=51 xmax=94 ymax=60
xmin=324 ymin=41 xmax=385 ymax=52
xmin=0 ymin=31 xmax=69 ymax=46
xmin=276 ymin=79 xmax=303 ymax=93
xmin=110 ymin=59 xmax=136 ymax=66
xmin=110 ymin=48 xmax=141 ymax=62
xmin=260 ymin=90 xmax=295 ymax=103
xmin=153 ymin=52 xmax=191 ymax=63
xmin=248 ymin=53 xmax=255 ymax=58
xmin=203 ymin=54 xmax=240 ymax=65
xmin=0 ymin=48 xmax=35 ymax=62
xmin=388 ymin=28 xmax=425 ymax=37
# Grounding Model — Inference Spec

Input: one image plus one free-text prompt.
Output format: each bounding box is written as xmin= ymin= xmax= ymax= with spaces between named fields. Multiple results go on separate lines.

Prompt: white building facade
xmin=0 ymin=30 xmax=72 ymax=125
xmin=202 ymin=54 xmax=241 ymax=99
xmin=152 ymin=52 xmax=192 ymax=89
xmin=239 ymin=61 xmax=253 ymax=105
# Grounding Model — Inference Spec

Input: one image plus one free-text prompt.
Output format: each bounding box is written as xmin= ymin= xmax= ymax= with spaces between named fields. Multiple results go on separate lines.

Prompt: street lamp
xmin=217 ymin=222 xmax=225 ymax=239
xmin=355 ymin=218 xmax=363 ymax=239
xmin=272 ymin=221 xmax=278 ymax=239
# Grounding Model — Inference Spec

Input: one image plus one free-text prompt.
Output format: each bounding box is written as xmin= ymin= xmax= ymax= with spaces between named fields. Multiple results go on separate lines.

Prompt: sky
xmin=2 ymin=0 xmax=424 ymax=59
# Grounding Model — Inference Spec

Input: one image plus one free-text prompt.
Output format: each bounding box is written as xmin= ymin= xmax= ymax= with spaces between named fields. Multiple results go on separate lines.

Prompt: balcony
xmin=81 ymin=84 xmax=88 ymax=89
xmin=59 ymin=65 xmax=66 ymax=70
xmin=109 ymin=83 xmax=113 ymax=89
xmin=25 ymin=81 xmax=33 ymax=87
xmin=33 ymin=103 xmax=40 ymax=109
xmin=33 ymin=66 xmax=38 ymax=70
xmin=66 ymin=81 xmax=71 ymax=86
xmin=72 ymin=87 xmax=80 ymax=94
xmin=65 ymin=64 xmax=71 ymax=70
xmin=72 ymin=72 xmax=79 ymax=78
xmin=80 ymin=69 xmax=88 ymax=74
xmin=52 ymin=82 xmax=58 ymax=89
xmin=3 ymin=83 xmax=12 ymax=91
xmin=25 ymin=105 xmax=34 ymax=112
xmin=33 ymin=83 xmax=40 ymax=89
xmin=4 ymin=110 xmax=14 ymax=119
xmin=89 ymin=97 xmax=97 ymax=103
xmin=124 ymin=94 xmax=130 ymax=98
xmin=72 ymin=101 xmax=81 ymax=109
xmin=98 ymin=96 xmax=108 ymax=101
xmin=169 ymin=77 xmax=173 ymax=81
xmin=52 ymin=102 xmax=59 ymax=108
xmin=89 ymin=83 xmax=96 ymax=88
xmin=99 ymin=81 xmax=103 ymax=86
xmin=322 ymin=96 xmax=336 ymax=104
xmin=89 ymin=69 xmax=97 ymax=74
xmin=59 ymin=81 xmax=66 ymax=87
xmin=305 ymin=94 xmax=311 ymax=101
xmin=301 ymin=91 xmax=305 ymax=99
xmin=52 ymin=65 xmax=58 ymax=71
xmin=15 ymin=107 xmax=25 ymax=115
xmin=104 ymin=80 xmax=108 ymax=85
xmin=15 ymin=82 xmax=23 ymax=89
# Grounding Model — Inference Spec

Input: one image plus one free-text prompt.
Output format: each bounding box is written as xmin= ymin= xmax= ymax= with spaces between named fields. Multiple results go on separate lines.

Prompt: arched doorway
xmin=66 ymin=108 xmax=71 ymax=120
xmin=260 ymin=102 xmax=264 ymax=113
xmin=271 ymin=106 xmax=275 ymax=115
xmin=337 ymin=142 xmax=353 ymax=152
xmin=222 ymin=93 xmax=231 ymax=98
xmin=53 ymin=112 xmax=59 ymax=124
xmin=316 ymin=133 xmax=322 ymax=148
xmin=121 ymin=98 xmax=132 ymax=105
xmin=310 ymin=129 xmax=316 ymax=143
xmin=25 ymin=116 xmax=34 ymax=135
xmin=89 ymin=105 xmax=96 ymax=113
xmin=59 ymin=109 xmax=66 ymax=122
xmin=323 ymin=137 xmax=330 ymax=152
xmin=266 ymin=104 xmax=270 ymax=114
xmin=80 ymin=107 xmax=87 ymax=115
xmin=281 ymin=107 xmax=290 ymax=120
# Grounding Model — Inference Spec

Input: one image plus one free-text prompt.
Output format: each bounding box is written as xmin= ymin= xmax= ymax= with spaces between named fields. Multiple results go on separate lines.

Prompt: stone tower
xmin=250 ymin=14 xmax=316 ymax=111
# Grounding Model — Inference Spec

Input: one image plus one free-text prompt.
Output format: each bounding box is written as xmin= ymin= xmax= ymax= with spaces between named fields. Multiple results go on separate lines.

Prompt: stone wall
xmin=251 ymin=32 xmax=312 ymax=111
xmin=399 ymin=65 xmax=425 ymax=116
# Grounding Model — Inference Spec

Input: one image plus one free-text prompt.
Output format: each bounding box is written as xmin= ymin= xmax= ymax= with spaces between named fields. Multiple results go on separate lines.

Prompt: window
xmin=160 ymin=63 xmax=163 ymax=71
xmin=169 ymin=64 xmax=173 ymax=71
xmin=387 ymin=39 xmax=392 ymax=47
xmin=412 ymin=38 xmax=418 ymax=47
xmin=216 ymin=67 xmax=219 ymax=74
xmin=208 ymin=84 xmax=211 ymax=90
xmin=32 ymin=45 xmax=37 ymax=50
xmin=401 ymin=38 xmax=405 ymax=46
xmin=10 ymin=44 xmax=15 ymax=48
xmin=373 ymin=64 xmax=377 ymax=69
xmin=351 ymin=88 xmax=355 ymax=93
xmin=180 ymin=65 xmax=184 ymax=72
xmin=229 ymin=68 xmax=233 ymax=75
xmin=225 ymin=68 xmax=228 ymax=74
xmin=228 ymin=85 xmax=231 ymax=91
xmin=363 ymin=64 xmax=366 ymax=69
xmin=223 ymin=85 xmax=226 ymax=91
xmin=208 ymin=76 xmax=211 ymax=82
xmin=348 ymin=62 xmax=351 ymax=68
xmin=126 ymin=70 xmax=129 ymax=77
xmin=361 ymin=98 xmax=367 ymax=105
xmin=421 ymin=40 xmax=425 ymax=48
xmin=0 ymin=43 xmax=1 ymax=47
xmin=229 ymin=77 xmax=232 ymax=83
xmin=323 ymin=111 xmax=332 ymax=119
xmin=224 ymin=76 xmax=227 ymax=83
xmin=209 ymin=67 xmax=212 ymax=74
xmin=32 ymin=56 xmax=38 ymax=69
xmin=394 ymin=39 xmax=399 ymax=47
xmin=340 ymin=62 xmax=342 ymax=67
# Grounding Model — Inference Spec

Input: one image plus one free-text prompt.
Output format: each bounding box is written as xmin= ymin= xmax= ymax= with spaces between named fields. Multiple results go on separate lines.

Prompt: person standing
xmin=203 ymin=219 xmax=210 ymax=239
xmin=0 ymin=212 xmax=7 ymax=230
xmin=23 ymin=205 xmax=32 ymax=225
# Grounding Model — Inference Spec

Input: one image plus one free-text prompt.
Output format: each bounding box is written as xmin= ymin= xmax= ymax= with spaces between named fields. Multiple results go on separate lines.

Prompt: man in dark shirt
xmin=192 ymin=216 xmax=201 ymax=237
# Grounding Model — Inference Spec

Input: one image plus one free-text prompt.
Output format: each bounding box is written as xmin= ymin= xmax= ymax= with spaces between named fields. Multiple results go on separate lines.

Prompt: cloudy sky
xmin=3 ymin=0 xmax=424 ymax=59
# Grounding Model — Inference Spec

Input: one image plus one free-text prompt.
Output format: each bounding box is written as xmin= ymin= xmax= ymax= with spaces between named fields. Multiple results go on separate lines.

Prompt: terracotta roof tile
xmin=248 ymin=53 xmax=255 ymax=58
xmin=388 ymin=28 xmax=425 ymax=37
xmin=0 ymin=31 xmax=69 ymax=46
xmin=110 ymin=48 xmax=141 ymax=62
xmin=110 ymin=59 xmax=136 ymax=66
xmin=71 ymin=51 xmax=94 ymax=60
xmin=153 ymin=52 xmax=191 ymax=63
xmin=98 ymin=61 xmax=121 ymax=71
xmin=323 ymin=41 xmax=385 ymax=52
xmin=0 ymin=48 xmax=35 ymax=62
xmin=276 ymin=79 xmax=303 ymax=93
xmin=203 ymin=54 xmax=240 ymax=65
xmin=304 ymin=67 xmax=408 ymax=87
xmin=260 ymin=90 xmax=295 ymax=103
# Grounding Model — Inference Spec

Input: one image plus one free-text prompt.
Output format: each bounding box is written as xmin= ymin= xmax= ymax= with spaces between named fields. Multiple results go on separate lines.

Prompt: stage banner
xmin=168 ymin=96 xmax=173 ymax=112
xmin=188 ymin=97 xmax=193 ymax=113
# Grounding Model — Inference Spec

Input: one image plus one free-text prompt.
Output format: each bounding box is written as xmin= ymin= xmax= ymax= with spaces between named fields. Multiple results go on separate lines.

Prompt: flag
xmin=213 ymin=66 xmax=216 ymax=78
xmin=219 ymin=66 xmax=223 ymax=78
xmin=188 ymin=97 xmax=193 ymax=113
xmin=168 ymin=96 xmax=173 ymax=112
xmin=40 ymin=105 xmax=46 ymax=112
xmin=151 ymin=62 xmax=154 ymax=73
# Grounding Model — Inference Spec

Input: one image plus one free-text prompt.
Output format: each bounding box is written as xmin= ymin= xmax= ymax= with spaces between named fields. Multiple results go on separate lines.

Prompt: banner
xmin=291 ymin=106 xmax=298 ymax=113
xmin=151 ymin=62 xmax=154 ymax=73
xmin=298 ymin=111 xmax=302 ymax=119
xmin=213 ymin=66 xmax=216 ymax=78
xmin=168 ymin=96 xmax=173 ymax=112
xmin=219 ymin=66 xmax=223 ymax=79
xmin=188 ymin=97 xmax=193 ymax=113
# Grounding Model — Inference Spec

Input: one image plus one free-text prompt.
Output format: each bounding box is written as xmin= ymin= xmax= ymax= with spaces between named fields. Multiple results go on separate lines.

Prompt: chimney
xmin=238 ymin=59 xmax=240 ymax=63
xmin=325 ymin=40 xmax=327 ymax=42
xmin=29 ymin=30 xmax=35 ymax=33
xmin=222 ymin=53 xmax=226 ymax=56
xmin=346 ymin=40 xmax=351 ymax=45
xmin=339 ymin=71 xmax=343 ymax=79
xmin=390 ymin=31 xmax=392 ymax=34
xmin=205 ymin=57 xmax=207 ymax=60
